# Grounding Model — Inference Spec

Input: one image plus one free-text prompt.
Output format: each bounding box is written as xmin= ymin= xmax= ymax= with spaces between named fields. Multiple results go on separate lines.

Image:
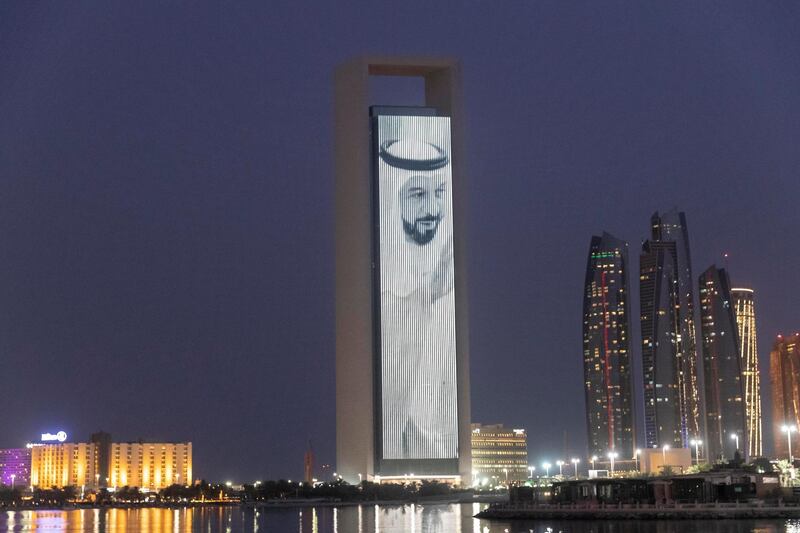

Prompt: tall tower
xmin=582 ymin=232 xmax=635 ymax=459
xmin=698 ymin=266 xmax=746 ymax=461
xmin=640 ymin=210 xmax=701 ymax=450
xmin=731 ymin=288 xmax=763 ymax=457
xmin=334 ymin=58 xmax=470 ymax=485
xmin=770 ymin=334 xmax=800 ymax=460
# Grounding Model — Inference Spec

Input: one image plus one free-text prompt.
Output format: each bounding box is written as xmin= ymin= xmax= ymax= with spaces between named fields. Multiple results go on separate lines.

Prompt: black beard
xmin=403 ymin=217 xmax=440 ymax=245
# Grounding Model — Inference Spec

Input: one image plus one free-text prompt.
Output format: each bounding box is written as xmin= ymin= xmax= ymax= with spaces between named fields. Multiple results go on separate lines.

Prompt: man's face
xmin=399 ymin=174 xmax=446 ymax=246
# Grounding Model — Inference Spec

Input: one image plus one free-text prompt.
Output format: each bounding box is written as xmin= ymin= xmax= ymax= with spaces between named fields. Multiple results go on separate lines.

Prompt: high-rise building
xmin=698 ymin=266 xmax=746 ymax=461
xmin=335 ymin=58 xmax=470 ymax=485
xmin=731 ymin=288 xmax=763 ymax=457
xmin=640 ymin=210 xmax=701 ymax=450
xmin=770 ymin=333 xmax=800 ymax=460
xmin=582 ymin=232 xmax=635 ymax=459
xmin=470 ymin=424 xmax=528 ymax=484
xmin=0 ymin=448 xmax=31 ymax=487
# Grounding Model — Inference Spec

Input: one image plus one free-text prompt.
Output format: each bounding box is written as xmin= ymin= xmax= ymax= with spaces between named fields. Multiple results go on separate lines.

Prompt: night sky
xmin=1 ymin=2 xmax=799 ymax=482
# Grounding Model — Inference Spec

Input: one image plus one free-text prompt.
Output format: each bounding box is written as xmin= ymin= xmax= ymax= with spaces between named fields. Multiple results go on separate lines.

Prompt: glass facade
xmin=582 ymin=232 xmax=635 ymax=459
xmin=770 ymin=333 xmax=800 ymax=460
xmin=0 ymin=448 xmax=31 ymax=487
xmin=731 ymin=288 xmax=763 ymax=457
xmin=699 ymin=266 xmax=746 ymax=461
xmin=640 ymin=210 xmax=701 ymax=449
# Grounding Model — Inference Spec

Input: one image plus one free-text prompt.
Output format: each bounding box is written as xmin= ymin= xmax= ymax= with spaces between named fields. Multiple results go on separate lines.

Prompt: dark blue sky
xmin=1 ymin=2 xmax=798 ymax=482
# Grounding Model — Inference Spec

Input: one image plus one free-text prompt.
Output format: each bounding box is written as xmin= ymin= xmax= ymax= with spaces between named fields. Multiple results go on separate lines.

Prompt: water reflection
xmin=0 ymin=505 xmax=798 ymax=532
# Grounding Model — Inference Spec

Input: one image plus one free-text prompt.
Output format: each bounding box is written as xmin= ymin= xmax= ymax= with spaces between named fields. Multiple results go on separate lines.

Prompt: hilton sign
xmin=40 ymin=431 xmax=67 ymax=442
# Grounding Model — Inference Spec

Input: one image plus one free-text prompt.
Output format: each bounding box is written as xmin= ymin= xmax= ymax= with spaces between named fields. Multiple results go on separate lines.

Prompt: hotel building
xmin=471 ymin=424 xmax=528 ymax=484
xmin=770 ymin=333 xmax=800 ymax=460
xmin=30 ymin=443 xmax=98 ymax=489
xmin=731 ymin=287 xmax=763 ymax=457
xmin=582 ymin=232 xmax=635 ymax=459
xmin=108 ymin=442 xmax=192 ymax=490
xmin=29 ymin=434 xmax=192 ymax=490
xmin=698 ymin=266 xmax=746 ymax=461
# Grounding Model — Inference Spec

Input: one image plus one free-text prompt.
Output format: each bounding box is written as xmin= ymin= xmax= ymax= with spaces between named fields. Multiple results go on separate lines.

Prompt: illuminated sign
xmin=374 ymin=113 xmax=458 ymax=460
xmin=41 ymin=431 xmax=67 ymax=442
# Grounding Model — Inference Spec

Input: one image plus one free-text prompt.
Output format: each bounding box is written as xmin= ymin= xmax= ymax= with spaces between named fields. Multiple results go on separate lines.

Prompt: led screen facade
xmin=373 ymin=113 xmax=459 ymax=462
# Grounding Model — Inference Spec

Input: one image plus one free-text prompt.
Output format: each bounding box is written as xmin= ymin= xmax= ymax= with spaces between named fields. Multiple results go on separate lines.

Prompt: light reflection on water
xmin=1 ymin=505 xmax=800 ymax=532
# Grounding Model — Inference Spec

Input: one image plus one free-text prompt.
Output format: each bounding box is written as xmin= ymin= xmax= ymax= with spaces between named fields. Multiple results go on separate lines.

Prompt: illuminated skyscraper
xmin=770 ymin=333 xmax=800 ymax=460
xmin=731 ymin=288 xmax=763 ymax=457
xmin=582 ymin=232 xmax=635 ymax=458
xmin=640 ymin=210 xmax=701 ymax=450
xmin=698 ymin=266 xmax=746 ymax=460
xmin=335 ymin=58 xmax=470 ymax=485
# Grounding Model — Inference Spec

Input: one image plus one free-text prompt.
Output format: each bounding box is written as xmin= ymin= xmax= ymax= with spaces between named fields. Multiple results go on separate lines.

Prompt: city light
xmin=542 ymin=462 xmax=551 ymax=477
xmin=782 ymin=425 xmax=798 ymax=461
xmin=556 ymin=460 xmax=564 ymax=477
xmin=590 ymin=455 xmax=598 ymax=470
xmin=634 ymin=449 xmax=641 ymax=471
xmin=570 ymin=458 xmax=580 ymax=478
xmin=527 ymin=466 xmax=535 ymax=479
xmin=662 ymin=444 xmax=670 ymax=465
xmin=730 ymin=433 xmax=740 ymax=454
xmin=690 ymin=439 xmax=703 ymax=464
xmin=606 ymin=451 xmax=618 ymax=476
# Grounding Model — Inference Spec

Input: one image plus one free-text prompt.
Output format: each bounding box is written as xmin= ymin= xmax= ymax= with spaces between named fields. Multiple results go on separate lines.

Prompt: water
xmin=1 ymin=504 xmax=800 ymax=532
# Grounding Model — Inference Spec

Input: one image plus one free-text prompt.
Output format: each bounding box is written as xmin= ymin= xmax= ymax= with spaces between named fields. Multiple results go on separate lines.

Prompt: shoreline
xmin=476 ymin=502 xmax=800 ymax=521
xmin=0 ymin=494 xmax=503 ymax=512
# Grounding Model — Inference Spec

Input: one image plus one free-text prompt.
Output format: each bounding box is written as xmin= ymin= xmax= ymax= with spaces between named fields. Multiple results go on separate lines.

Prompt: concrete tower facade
xmin=334 ymin=57 xmax=470 ymax=485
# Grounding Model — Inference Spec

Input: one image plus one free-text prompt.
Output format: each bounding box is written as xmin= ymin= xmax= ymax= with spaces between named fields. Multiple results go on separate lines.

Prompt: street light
xmin=607 ymin=452 xmax=618 ymax=476
xmin=590 ymin=455 xmax=598 ymax=470
xmin=690 ymin=439 xmax=703 ymax=464
xmin=503 ymin=468 xmax=508 ymax=484
xmin=730 ymin=433 xmax=740 ymax=455
xmin=542 ymin=462 xmax=551 ymax=477
xmin=571 ymin=458 xmax=580 ymax=478
xmin=10 ymin=474 xmax=15 ymax=489
xmin=635 ymin=449 xmax=641 ymax=471
xmin=527 ymin=466 xmax=536 ymax=479
xmin=662 ymin=444 xmax=670 ymax=465
xmin=782 ymin=425 xmax=797 ymax=462
xmin=556 ymin=461 xmax=564 ymax=477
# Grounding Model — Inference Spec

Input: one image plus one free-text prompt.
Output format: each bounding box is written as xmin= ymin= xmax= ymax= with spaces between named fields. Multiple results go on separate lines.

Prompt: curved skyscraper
xmin=582 ymin=233 xmax=635 ymax=458
xmin=699 ymin=266 xmax=746 ymax=461
xmin=731 ymin=287 xmax=763 ymax=457
xmin=640 ymin=210 xmax=701 ymax=450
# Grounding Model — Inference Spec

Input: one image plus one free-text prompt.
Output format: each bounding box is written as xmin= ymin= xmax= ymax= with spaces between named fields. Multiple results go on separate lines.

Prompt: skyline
xmin=2 ymin=2 xmax=800 ymax=481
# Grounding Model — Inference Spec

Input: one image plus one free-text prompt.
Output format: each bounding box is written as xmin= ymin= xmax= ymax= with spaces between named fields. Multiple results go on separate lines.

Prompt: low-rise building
xmin=30 ymin=442 xmax=98 ymax=489
xmin=471 ymin=423 xmax=528 ymax=484
xmin=108 ymin=442 xmax=192 ymax=490
xmin=639 ymin=447 xmax=692 ymax=475
xmin=29 ymin=433 xmax=192 ymax=491
xmin=0 ymin=448 xmax=31 ymax=487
